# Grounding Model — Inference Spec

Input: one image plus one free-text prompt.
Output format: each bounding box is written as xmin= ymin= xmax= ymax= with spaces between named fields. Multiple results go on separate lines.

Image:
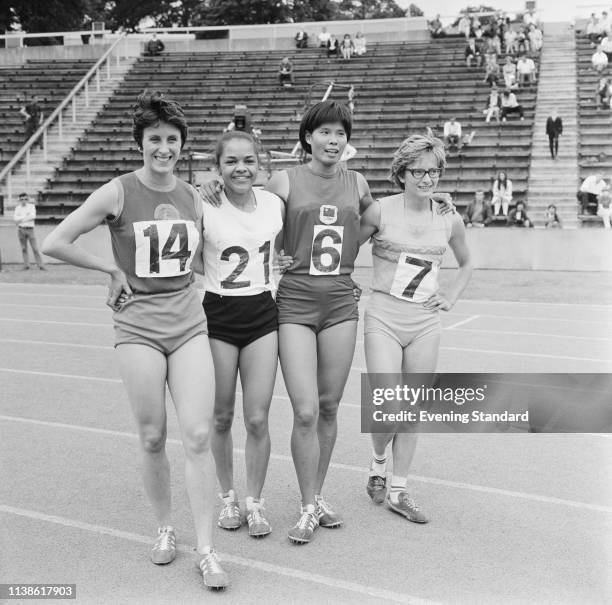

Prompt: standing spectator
xmin=354 ymin=31 xmax=367 ymax=55
xmin=144 ymin=33 xmax=164 ymax=56
xmin=463 ymin=191 xmax=491 ymax=227
xmin=502 ymin=55 xmax=517 ymax=88
xmin=528 ymin=25 xmax=543 ymax=54
xmin=327 ymin=34 xmax=340 ymax=59
xmin=278 ymin=57 xmax=294 ymax=87
xmin=485 ymin=84 xmax=501 ymax=122
xmin=13 ymin=192 xmax=46 ymax=270
xmin=601 ymin=11 xmax=612 ymax=36
xmin=19 ymin=94 xmax=42 ymax=146
xmin=428 ymin=15 xmax=445 ymax=38
xmin=340 ymin=33 xmax=354 ymax=60
xmin=545 ymin=109 xmax=563 ymax=159
xmin=504 ymin=28 xmax=518 ymax=55
xmin=457 ymin=14 xmax=471 ymax=39
xmin=500 ymin=88 xmax=525 ymax=121
xmin=597 ymin=188 xmax=612 ymax=228
xmin=591 ymin=46 xmax=609 ymax=73
xmin=507 ymin=200 xmax=532 ymax=227
xmin=544 ymin=204 xmax=562 ymax=228
xmin=465 ymin=38 xmax=482 ymax=68
xmin=483 ymin=52 xmax=500 ymax=87
xmin=578 ymin=172 xmax=607 ymax=214
xmin=443 ymin=116 xmax=462 ymax=152
xmin=318 ymin=26 xmax=331 ymax=48
xmin=516 ymin=54 xmax=536 ymax=86
xmin=599 ymin=33 xmax=612 ymax=61
xmin=491 ymin=171 xmax=513 ymax=216
xmin=295 ymin=29 xmax=308 ymax=49
xmin=523 ymin=8 xmax=538 ymax=28
xmin=594 ymin=76 xmax=611 ymax=109
xmin=586 ymin=14 xmax=603 ymax=46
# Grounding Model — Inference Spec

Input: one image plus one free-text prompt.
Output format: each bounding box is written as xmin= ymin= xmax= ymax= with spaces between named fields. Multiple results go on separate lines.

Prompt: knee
xmin=244 ymin=412 xmax=269 ymax=439
xmin=140 ymin=427 xmax=166 ymax=454
xmin=293 ymin=405 xmax=318 ymax=430
xmin=214 ymin=409 xmax=234 ymax=434
xmin=318 ymin=395 xmax=339 ymax=423
xmin=183 ymin=425 xmax=211 ymax=456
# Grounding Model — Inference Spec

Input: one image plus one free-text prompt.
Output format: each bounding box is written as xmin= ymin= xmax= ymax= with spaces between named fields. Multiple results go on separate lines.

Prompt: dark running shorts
xmin=203 ymin=290 xmax=278 ymax=349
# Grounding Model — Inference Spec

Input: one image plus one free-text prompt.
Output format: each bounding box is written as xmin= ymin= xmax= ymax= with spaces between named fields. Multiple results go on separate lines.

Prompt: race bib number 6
xmin=133 ymin=220 xmax=199 ymax=278
xmin=389 ymin=252 xmax=439 ymax=303
xmin=309 ymin=225 xmax=344 ymax=276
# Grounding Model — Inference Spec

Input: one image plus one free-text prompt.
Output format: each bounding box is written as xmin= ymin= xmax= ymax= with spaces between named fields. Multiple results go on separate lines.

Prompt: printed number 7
xmin=402 ymin=257 xmax=432 ymax=299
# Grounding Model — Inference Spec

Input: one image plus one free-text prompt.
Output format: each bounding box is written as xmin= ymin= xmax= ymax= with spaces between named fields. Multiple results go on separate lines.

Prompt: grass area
xmin=2 ymin=263 xmax=611 ymax=305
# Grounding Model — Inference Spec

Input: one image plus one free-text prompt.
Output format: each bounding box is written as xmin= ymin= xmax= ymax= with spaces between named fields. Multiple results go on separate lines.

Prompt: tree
xmin=407 ymin=3 xmax=423 ymax=17
xmin=8 ymin=0 xmax=86 ymax=33
xmin=196 ymin=0 xmax=290 ymax=26
xmin=336 ymin=0 xmax=405 ymax=20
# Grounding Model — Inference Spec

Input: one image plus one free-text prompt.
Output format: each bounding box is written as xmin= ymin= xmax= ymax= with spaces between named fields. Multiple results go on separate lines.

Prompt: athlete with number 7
xmin=42 ymin=91 xmax=229 ymax=590
xmin=359 ymin=132 xmax=472 ymax=522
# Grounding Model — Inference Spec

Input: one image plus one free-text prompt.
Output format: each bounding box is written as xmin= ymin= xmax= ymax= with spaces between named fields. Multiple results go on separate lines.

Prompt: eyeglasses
xmin=406 ymin=168 xmax=442 ymax=180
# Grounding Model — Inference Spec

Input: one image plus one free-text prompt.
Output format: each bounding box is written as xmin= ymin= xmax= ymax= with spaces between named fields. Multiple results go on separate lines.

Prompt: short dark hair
xmin=299 ymin=100 xmax=352 ymax=154
xmin=132 ymin=90 xmax=188 ymax=149
xmin=18 ymin=192 xmax=29 ymax=199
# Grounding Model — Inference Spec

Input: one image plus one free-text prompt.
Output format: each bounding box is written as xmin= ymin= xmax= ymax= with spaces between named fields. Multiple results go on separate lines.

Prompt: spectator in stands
xmin=473 ymin=23 xmax=484 ymax=41
xmin=279 ymin=57 xmax=294 ymax=87
xmin=594 ymin=76 xmax=611 ymax=109
xmin=295 ymin=29 xmax=309 ymax=49
xmin=515 ymin=28 xmax=530 ymax=55
xmin=443 ymin=117 xmax=462 ymax=152
xmin=428 ymin=14 xmax=445 ymax=38
xmin=485 ymin=84 xmax=501 ymax=122
xmin=354 ymin=31 xmax=367 ymax=55
xmin=507 ymin=200 xmax=532 ymax=227
xmin=491 ymin=171 xmax=513 ymax=216
xmin=516 ymin=54 xmax=537 ymax=86
xmin=578 ymin=172 xmax=607 ymax=214
xmin=340 ymin=33 xmax=354 ymax=60
xmin=523 ymin=8 xmax=538 ymax=28
xmin=545 ymin=109 xmax=563 ymax=159
xmin=544 ymin=204 xmax=562 ymax=228
xmin=19 ymin=94 xmax=43 ymax=146
xmin=458 ymin=14 xmax=471 ymax=39
xmin=318 ymin=26 xmax=331 ymax=48
xmin=465 ymin=38 xmax=482 ymax=68
xmin=591 ymin=46 xmax=609 ymax=73
xmin=327 ymin=34 xmax=340 ymax=59
xmin=13 ymin=192 xmax=46 ymax=270
xmin=463 ymin=190 xmax=491 ymax=227
xmin=601 ymin=11 xmax=612 ymax=36
xmin=500 ymin=88 xmax=525 ymax=121
xmin=599 ymin=33 xmax=612 ymax=61
xmin=528 ymin=24 xmax=543 ymax=54
xmin=504 ymin=28 xmax=518 ymax=55
xmin=484 ymin=52 xmax=500 ymax=87
xmin=144 ymin=33 xmax=164 ymax=56
xmin=502 ymin=55 xmax=517 ymax=88
xmin=586 ymin=14 xmax=603 ymax=46
xmin=597 ymin=187 xmax=612 ymax=228
xmin=346 ymin=85 xmax=355 ymax=115
xmin=224 ymin=105 xmax=262 ymax=140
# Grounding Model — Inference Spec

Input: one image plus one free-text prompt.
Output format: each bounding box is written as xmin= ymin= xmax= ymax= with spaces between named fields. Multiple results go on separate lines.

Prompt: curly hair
xmin=388 ymin=132 xmax=446 ymax=189
xmin=132 ymin=90 xmax=188 ymax=149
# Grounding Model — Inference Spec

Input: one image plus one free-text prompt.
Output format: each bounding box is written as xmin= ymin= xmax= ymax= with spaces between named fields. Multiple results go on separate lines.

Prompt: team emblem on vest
xmin=319 ymin=204 xmax=338 ymax=225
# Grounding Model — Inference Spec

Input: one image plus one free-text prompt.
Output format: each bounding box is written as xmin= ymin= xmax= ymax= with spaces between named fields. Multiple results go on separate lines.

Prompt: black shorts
xmin=203 ymin=290 xmax=278 ymax=349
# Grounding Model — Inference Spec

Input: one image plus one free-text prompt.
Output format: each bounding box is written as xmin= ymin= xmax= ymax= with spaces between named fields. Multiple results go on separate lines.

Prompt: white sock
xmin=389 ymin=476 xmax=407 ymax=501
xmin=370 ymin=452 xmax=388 ymax=476
xmin=220 ymin=488 xmax=236 ymax=502
xmin=245 ymin=496 xmax=260 ymax=510
xmin=302 ymin=503 xmax=316 ymax=514
xmin=197 ymin=545 xmax=212 ymax=556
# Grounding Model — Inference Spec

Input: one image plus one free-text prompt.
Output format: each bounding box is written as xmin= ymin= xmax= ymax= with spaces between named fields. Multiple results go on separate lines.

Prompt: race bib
xmin=309 ymin=225 xmax=344 ymax=276
xmin=389 ymin=252 xmax=439 ymax=303
xmin=218 ymin=240 xmax=272 ymax=290
xmin=133 ymin=220 xmax=199 ymax=278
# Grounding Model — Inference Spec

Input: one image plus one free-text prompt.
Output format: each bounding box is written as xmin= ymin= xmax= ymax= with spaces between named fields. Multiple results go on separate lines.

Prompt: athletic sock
xmin=220 ymin=488 xmax=236 ymax=502
xmin=369 ymin=452 xmax=388 ymax=476
xmin=389 ymin=476 xmax=407 ymax=502
xmin=245 ymin=496 xmax=260 ymax=511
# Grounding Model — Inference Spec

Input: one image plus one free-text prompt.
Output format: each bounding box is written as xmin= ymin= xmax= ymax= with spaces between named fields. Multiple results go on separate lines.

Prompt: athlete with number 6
xmin=42 ymin=91 xmax=229 ymax=590
xmin=359 ymin=133 xmax=472 ymax=522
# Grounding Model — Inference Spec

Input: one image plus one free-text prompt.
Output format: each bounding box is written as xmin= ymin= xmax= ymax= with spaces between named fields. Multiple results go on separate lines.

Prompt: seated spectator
xmin=327 ymin=34 xmax=340 ymax=59
xmin=586 ymin=13 xmax=603 ymax=46
xmin=523 ymin=9 xmax=538 ymax=28
xmin=578 ymin=172 xmax=607 ymax=215
xmin=278 ymin=57 xmax=294 ymax=87
xmin=354 ymin=31 xmax=367 ymax=55
xmin=594 ymin=76 xmax=611 ymax=109
xmin=340 ymin=33 xmax=354 ymax=60
xmin=591 ymin=46 xmax=609 ymax=73
xmin=458 ymin=15 xmax=471 ymax=39
xmin=465 ymin=38 xmax=482 ymax=68
xmin=295 ymin=29 xmax=308 ymax=49
xmin=504 ymin=28 xmax=518 ymax=55
xmin=516 ymin=54 xmax=536 ymax=86
xmin=544 ymin=204 xmax=562 ymax=228
xmin=507 ymin=200 xmax=532 ymax=227
xmin=144 ymin=33 xmax=164 ymax=56
xmin=443 ymin=117 xmax=462 ymax=152
xmin=599 ymin=34 xmax=612 ymax=61
xmin=428 ymin=15 xmax=445 ymax=38
xmin=485 ymin=84 xmax=501 ymax=122
xmin=500 ymin=88 xmax=525 ymax=121
xmin=484 ymin=34 xmax=501 ymax=56
xmin=597 ymin=188 xmax=612 ymax=228
xmin=318 ymin=27 xmax=331 ymax=48
xmin=463 ymin=191 xmax=491 ymax=227
xmin=502 ymin=55 xmax=518 ymax=88
xmin=491 ymin=171 xmax=513 ymax=216
xmin=528 ymin=24 xmax=543 ymax=54
xmin=483 ymin=53 xmax=500 ymax=87
xmin=515 ymin=28 xmax=530 ymax=54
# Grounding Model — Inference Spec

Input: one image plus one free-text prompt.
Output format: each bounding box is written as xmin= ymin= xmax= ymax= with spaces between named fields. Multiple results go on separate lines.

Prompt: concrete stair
xmin=527 ymin=22 xmax=579 ymax=227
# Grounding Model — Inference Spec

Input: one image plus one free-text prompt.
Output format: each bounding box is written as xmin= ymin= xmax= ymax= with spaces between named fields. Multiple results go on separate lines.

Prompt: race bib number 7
xmin=309 ymin=225 xmax=344 ymax=276
xmin=389 ymin=252 xmax=439 ymax=303
xmin=133 ymin=220 xmax=199 ymax=278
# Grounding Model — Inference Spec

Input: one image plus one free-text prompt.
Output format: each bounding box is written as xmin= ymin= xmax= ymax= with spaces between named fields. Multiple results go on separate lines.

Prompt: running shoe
xmin=366 ymin=475 xmax=387 ymax=504
xmin=246 ymin=500 xmax=272 ymax=538
xmin=315 ymin=496 xmax=343 ymax=528
xmin=386 ymin=492 xmax=429 ymax=524
xmin=150 ymin=526 xmax=176 ymax=565
xmin=287 ymin=506 xmax=319 ymax=544
xmin=217 ymin=493 xmax=241 ymax=530
xmin=194 ymin=549 xmax=229 ymax=590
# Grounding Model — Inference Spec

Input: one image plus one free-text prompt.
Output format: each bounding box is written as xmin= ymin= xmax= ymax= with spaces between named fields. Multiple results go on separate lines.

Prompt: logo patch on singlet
xmin=319 ymin=204 xmax=338 ymax=225
xmin=154 ymin=204 xmax=181 ymax=220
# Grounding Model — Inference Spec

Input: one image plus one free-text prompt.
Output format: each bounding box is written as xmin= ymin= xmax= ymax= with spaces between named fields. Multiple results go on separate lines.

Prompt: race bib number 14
xmin=133 ymin=220 xmax=199 ymax=278
xmin=389 ymin=252 xmax=439 ymax=303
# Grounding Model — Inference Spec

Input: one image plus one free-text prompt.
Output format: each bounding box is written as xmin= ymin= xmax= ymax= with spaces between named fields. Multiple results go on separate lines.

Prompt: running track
xmin=1 ymin=282 xmax=611 ymax=604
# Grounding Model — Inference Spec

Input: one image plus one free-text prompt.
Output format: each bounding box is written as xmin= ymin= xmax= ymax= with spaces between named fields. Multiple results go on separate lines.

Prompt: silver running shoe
xmin=315 ymin=496 xmax=343 ymax=528
xmin=150 ymin=526 xmax=176 ymax=565
xmin=287 ymin=507 xmax=319 ymax=544
xmin=195 ymin=549 xmax=229 ymax=590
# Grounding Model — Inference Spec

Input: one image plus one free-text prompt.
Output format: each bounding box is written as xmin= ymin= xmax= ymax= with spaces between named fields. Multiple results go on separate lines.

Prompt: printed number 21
xmin=220 ymin=241 xmax=270 ymax=289
xmin=143 ymin=223 xmax=190 ymax=274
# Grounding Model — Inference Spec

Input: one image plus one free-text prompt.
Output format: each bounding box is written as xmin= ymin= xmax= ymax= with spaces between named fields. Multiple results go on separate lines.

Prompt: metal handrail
xmin=0 ymin=32 xmax=128 ymax=203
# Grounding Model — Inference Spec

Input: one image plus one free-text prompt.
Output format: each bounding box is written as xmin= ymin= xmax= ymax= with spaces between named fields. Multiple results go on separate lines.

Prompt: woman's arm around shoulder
xmin=355 ymin=171 xmax=374 ymax=214
xmin=265 ymin=169 xmax=290 ymax=204
xmin=359 ymin=198 xmax=381 ymax=245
